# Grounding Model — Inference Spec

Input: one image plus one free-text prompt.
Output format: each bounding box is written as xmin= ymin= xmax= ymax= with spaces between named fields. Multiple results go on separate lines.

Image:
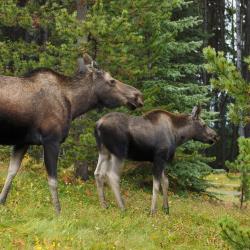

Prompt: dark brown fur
xmin=94 ymin=107 xmax=219 ymax=214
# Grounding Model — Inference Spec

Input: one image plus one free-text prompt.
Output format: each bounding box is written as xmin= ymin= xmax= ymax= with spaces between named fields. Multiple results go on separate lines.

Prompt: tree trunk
xmin=75 ymin=0 xmax=89 ymax=180
xmin=236 ymin=0 xmax=245 ymax=137
xmin=229 ymin=124 xmax=239 ymax=161
xmin=236 ymin=0 xmax=242 ymax=72
xmin=207 ymin=0 xmax=228 ymax=168
xmin=202 ymin=0 xmax=209 ymax=85
xmin=76 ymin=0 xmax=88 ymax=72
xmin=242 ymin=0 xmax=250 ymax=137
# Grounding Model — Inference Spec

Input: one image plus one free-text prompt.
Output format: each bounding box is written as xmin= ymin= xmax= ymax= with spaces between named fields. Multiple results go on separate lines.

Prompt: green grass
xmin=0 ymin=165 xmax=249 ymax=250
xmin=206 ymin=173 xmax=241 ymax=202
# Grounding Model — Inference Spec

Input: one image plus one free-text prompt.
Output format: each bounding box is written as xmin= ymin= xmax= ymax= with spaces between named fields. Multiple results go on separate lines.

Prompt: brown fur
xmin=144 ymin=109 xmax=190 ymax=128
xmin=0 ymin=58 xmax=143 ymax=213
xmin=94 ymin=107 xmax=219 ymax=214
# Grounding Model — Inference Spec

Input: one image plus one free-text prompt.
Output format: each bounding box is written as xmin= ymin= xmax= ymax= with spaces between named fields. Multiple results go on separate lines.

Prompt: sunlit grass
xmin=0 ymin=165 xmax=249 ymax=249
xmin=206 ymin=173 xmax=241 ymax=202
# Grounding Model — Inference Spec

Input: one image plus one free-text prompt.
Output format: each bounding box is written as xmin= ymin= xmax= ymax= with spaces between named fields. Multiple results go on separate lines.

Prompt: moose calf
xmin=94 ymin=106 xmax=218 ymax=214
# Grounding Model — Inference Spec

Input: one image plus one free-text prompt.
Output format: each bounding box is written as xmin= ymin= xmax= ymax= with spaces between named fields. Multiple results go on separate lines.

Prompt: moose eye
xmin=109 ymin=79 xmax=116 ymax=86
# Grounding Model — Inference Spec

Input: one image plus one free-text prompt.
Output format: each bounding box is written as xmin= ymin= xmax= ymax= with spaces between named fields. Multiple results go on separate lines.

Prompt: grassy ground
xmin=206 ymin=173 xmax=241 ymax=202
xmin=0 ymin=164 xmax=249 ymax=250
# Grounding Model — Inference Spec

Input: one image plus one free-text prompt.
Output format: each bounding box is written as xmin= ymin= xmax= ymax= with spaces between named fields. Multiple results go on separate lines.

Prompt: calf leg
xmin=43 ymin=141 xmax=61 ymax=214
xmin=0 ymin=145 xmax=29 ymax=204
xmin=94 ymin=150 xmax=110 ymax=208
xmin=107 ymin=155 xmax=125 ymax=210
xmin=151 ymin=154 xmax=166 ymax=215
xmin=151 ymin=175 xmax=161 ymax=215
xmin=161 ymin=171 xmax=169 ymax=214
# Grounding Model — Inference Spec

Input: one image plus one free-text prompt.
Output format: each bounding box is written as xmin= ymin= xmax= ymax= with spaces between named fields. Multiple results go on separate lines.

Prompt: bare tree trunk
xmin=244 ymin=0 xmax=250 ymax=82
xmin=76 ymin=0 xmax=88 ymax=72
xmin=242 ymin=0 xmax=250 ymax=137
xmin=76 ymin=0 xmax=89 ymax=180
xmin=208 ymin=0 xmax=227 ymax=168
xmin=236 ymin=0 xmax=245 ymax=137
xmin=236 ymin=0 xmax=242 ymax=72
xmin=231 ymin=0 xmax=235 ymax=63
xmin=229 ymin=124 xmax=239 ymax=161
xmin=228 ymin=0 xmax=239 ymax=160
xmin=202 ymin=0 xmax=209 ymax=85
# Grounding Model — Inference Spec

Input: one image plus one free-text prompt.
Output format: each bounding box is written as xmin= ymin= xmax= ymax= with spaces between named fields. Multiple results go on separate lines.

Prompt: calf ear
xmin=191 ymin=105 xmax=201 ymax=119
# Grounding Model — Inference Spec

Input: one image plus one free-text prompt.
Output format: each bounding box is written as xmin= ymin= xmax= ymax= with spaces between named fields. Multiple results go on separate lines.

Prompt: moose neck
xmin=175 ymin=121 xmax=196 ymax=146
xmin=67 ymin=75 xmax=98 ymax=119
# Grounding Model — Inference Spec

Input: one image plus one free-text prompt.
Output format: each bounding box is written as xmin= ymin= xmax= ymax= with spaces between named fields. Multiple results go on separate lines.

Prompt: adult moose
xmin=0 ymin=54 xmax=143 ymax=213
xmin=94 ymin=106 xmax=218 ymax=214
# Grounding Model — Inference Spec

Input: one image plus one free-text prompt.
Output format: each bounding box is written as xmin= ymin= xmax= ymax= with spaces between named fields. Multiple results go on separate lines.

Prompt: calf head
xmin=190 ymin=106 xmax=219 ymax=144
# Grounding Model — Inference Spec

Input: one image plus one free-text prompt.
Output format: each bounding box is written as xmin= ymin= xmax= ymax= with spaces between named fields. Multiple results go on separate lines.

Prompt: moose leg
xmin=107 ymin=155 xmax=125 ymax=211
xmin=94 ymin=151 xmax=110 ymax=208
xmin=161 ymin=171 xmax=169 ymax=214
xmin=43 ymin=141 xmax=61 ymax=214
xmin=0 ymin=145 xmax=29 ymax=204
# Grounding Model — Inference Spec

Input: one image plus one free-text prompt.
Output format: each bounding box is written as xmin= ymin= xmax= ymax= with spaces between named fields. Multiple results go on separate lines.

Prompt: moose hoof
xmin=0 ymin=200 xmax=6 ymax=205
xmin=150 ymin=209 xmax=157 ymax=216
xmin=55 ymin=207 xmax=61 ymax=215
xmin=101 ymin=202 xmax=108 ymax=209
xmin=120 ymin=206 xmax=126 ymax=213
xmin=163 ymin=207 xmax=169 ymax=215
xmin=0 ymin=197 xmax=6 ymax=205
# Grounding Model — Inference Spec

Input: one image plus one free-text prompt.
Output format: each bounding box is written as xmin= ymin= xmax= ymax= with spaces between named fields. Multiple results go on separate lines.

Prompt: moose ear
xmin=191 ymin=105 xmax=201 ymax=119
xmin=83 ymin=53 xmax=93 ymax=65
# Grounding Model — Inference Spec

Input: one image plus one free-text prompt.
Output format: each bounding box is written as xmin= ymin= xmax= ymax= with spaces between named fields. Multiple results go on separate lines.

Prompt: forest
xmin=0 ymin=0 xmax=249 ymax=249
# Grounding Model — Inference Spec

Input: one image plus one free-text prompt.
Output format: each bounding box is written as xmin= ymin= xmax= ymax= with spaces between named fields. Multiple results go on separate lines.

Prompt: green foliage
xmin=169 ymin=141 xmax=214 ymax=192
xmin=204 ymin=47 xmax=250 ymax=247
xmin=83 ymin=0 xmax=214 ymax=192
xmin=203 ymin=47 xmax=250 ymax=125
xmin=203 ymin=46 xmax=250 ymax=207
xmin=0 ymin=146 xmax=10 ymax=164
xmin=84 ymin=0 xmax=202 ymax=85
xmin=0 ymin=0 xmax=81 ymax=76
xmin=219 ymin=217 xmax=250 ymax=250
xmin=59 ymin=112 xmax=100 ymax=170
xmin=227 ymin=138 xmax=250 ymax=208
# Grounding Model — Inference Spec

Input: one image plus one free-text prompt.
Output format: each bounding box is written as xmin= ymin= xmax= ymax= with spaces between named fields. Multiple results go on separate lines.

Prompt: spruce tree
xmin=83 ymin=0 xmax=215 ymax=192
xmin=0 ymin=0 xmax=81 ymax=76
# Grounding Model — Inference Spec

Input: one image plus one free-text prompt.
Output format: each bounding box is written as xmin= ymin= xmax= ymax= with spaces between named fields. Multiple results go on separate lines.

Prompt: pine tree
xmin=227 ymin=137 xmax=250 ymax=208
xmin=219 ymin=217 xmax=250 ymax=250
xmin=82 ymin=0 xmax=215 ymax=192
xmin=0 ymin=0 xmax=82 ymax=76
xmin=204 ymin=46 xmax=250 ymax=249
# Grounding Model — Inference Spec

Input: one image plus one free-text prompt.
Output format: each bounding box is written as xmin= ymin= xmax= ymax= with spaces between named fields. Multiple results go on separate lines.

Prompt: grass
xmin=0 ymin=164 xmax=249 ymax=250
xmin=206 ymin=173 xmax=241 ymax=202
